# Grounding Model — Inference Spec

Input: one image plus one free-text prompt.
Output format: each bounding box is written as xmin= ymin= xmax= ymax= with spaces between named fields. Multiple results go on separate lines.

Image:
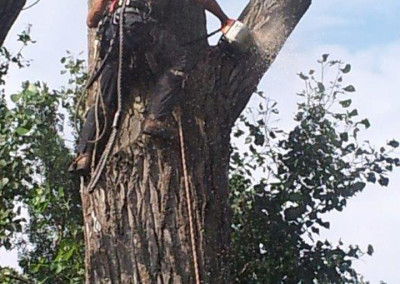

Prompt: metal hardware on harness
xmin=113 ymin=0 xmax=152 ymax=24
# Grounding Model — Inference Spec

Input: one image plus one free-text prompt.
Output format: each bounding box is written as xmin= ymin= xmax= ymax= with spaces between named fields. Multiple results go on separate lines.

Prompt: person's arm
xmin=193 ymin=0 xmax=234 ymax=33
xmin=87 ymin=0 xmax=109 ymax=28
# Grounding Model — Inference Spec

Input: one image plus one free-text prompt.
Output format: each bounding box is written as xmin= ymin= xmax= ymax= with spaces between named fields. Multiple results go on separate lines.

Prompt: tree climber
xmin=68 ymin=0 xmax=234 ymax=173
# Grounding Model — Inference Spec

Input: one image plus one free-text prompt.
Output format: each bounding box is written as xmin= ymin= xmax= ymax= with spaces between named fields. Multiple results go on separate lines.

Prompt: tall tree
xmin=0 ymin=0 xmax=26 ymax=46
xmin=82 ymin=0 xmax=311 ymax=283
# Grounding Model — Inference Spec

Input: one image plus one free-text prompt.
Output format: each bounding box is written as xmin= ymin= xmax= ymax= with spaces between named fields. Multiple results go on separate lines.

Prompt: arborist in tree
xmin=68 ymin=0 xmax=234 ymax=173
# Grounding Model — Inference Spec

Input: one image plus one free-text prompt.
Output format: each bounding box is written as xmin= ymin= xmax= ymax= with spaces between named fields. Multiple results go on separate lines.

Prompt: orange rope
xmin=178 ymin=113 xmax=201 ymax=284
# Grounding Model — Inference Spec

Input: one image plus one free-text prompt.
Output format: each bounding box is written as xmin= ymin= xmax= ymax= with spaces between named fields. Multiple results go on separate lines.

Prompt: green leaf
xmin=367 ymin=173 xmax=376 ymax=183
xmin=341 ymin=64 xmax=351 ymax=74
xmin=339 ymin=99 xmax=352 ymax=108
xmin=360 ymin=119 xmax=370 ymax=129
xmin=0 ymin=177 xmax=9 ymax=189
xmin=348 ymin=109 xmax=358 ymax=117
xmin=15 ymin=127 xmax=30 ymax=135
xmin=378 ymin=176 xmax=389 ymax=186
xmin=340 ymin=132 xmax=348 ymax=142
xmin=62 ymin=246 xmax=76 ymax=261
xmin=343 ymin=85 xmax=356 ymax=92
xmin=317 ymin=82 xmax=325 ymax=92
xmin=55 ymin=263 xmax=63 ymax=274
xmin=311 ymin=226 xmax=320 ymax=234
xmin=320 ymin=221 xmax=330 ymax=229
xmin=387 ymin=140 xmax=399 ymax=148
xmin=234 ymin=129 xmax=244 ymax=138
xmin=367 ymin=244 xmax=374 ymax=256
xmin=269 ymin=131 xmax=276 ymax=139
xmin=254 ymin=133 xmax=265 ymax=146
xmin=10 ymin=94 xmax=20 ymax=102
xmin=284 ymin=206 xmax=305 ymax=221
xmin=0 ymin=160 xmax=7 ymax=168
xmin=288 ymin=193 xmax=304 ymax=202
xmin=298 ymin=72 xmax=309 ymax=80
xmin=352 ymin=182 xmax=366 ymax=192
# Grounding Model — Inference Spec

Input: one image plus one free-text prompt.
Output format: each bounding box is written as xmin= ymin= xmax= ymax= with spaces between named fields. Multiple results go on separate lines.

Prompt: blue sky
xmin=297 ymin=0 xmax=400 ymax=50
xmin=1 ymin=0 xmax=399 ymax=283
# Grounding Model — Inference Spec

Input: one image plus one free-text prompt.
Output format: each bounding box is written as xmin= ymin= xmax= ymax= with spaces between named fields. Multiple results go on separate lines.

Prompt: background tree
xmin=229 ymin=56 xmax=399 ymax=283
xmin=0 ymin=40 xmax=85 ymax=283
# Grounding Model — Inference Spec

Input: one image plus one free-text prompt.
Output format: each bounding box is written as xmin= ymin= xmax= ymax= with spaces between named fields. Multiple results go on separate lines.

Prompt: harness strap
xmin=109 ymin=0 xmax=118 ymax=12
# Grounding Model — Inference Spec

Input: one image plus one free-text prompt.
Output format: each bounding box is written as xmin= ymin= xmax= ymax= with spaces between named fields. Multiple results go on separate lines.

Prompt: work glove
xmin=221 ymin=18 xmax=235 ymax=34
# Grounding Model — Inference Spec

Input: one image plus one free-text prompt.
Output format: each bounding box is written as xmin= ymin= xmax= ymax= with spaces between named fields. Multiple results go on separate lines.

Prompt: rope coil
xmin=87 ymin=0 xmax=128 ymax=192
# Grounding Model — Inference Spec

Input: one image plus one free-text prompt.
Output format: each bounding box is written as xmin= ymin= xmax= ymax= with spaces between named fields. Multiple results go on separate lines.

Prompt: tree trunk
xmin=81 ymin=0 xmax=311 ymax=283
xmin=0 ymin=0 xmax=26 ymax=46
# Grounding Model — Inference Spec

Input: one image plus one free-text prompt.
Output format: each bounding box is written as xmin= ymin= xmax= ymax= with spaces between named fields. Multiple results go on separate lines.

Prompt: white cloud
xmin=0 ymin=248 xmax=19 ymax=269
xmin=309 ymin=0 xmax=400 ymax=18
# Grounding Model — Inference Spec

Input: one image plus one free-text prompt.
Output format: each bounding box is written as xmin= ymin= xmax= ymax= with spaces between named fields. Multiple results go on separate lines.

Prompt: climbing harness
xmin=87 ymin=0 xmax=128 ymax=192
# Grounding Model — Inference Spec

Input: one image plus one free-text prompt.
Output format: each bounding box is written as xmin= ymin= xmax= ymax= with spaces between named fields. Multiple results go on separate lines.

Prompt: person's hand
xmin=221 ymin=18 xmax=235 ymax=34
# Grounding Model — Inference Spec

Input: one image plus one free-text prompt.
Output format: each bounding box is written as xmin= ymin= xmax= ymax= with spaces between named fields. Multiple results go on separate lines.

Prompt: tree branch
xmin=0 ymin=0 xmax=27 ymax=46
xmin=210 ymin=0 xmax=312 ymax=125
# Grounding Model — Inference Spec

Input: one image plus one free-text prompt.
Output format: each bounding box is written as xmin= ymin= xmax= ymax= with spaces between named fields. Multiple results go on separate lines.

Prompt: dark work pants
xmin=77 ymin=17 xmax=187 ymax=155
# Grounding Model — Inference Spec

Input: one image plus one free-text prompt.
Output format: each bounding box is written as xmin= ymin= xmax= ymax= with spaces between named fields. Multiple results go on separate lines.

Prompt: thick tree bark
xmin=0 ymin=0 xmax=27 ymax=46
xmin=81 ymin=0 xmax=311 ymax=283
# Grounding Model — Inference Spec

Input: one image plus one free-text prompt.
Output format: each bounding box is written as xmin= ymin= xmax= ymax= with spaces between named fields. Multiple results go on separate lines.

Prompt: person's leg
xmin=143 ymin=29 xmax=187 ymax=137
xmin=69 ymin=61 xmax=118 ymax=172
xmin=148 ymin=68 xmax=185 ymax=119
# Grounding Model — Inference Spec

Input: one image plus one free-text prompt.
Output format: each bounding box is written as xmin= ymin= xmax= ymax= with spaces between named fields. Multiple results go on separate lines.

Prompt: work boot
xmin=68 ymin=153 xmax=91 ymax=175
xmin=142 ymin=115 xmax=177 ymax=139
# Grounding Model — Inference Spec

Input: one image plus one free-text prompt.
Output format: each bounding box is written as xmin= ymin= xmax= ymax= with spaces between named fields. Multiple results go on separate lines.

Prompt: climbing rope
xmin=87 ymin=0 xmax=128 ymax=192
xmin=177 ymin=112 xmax=201 ymax=284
